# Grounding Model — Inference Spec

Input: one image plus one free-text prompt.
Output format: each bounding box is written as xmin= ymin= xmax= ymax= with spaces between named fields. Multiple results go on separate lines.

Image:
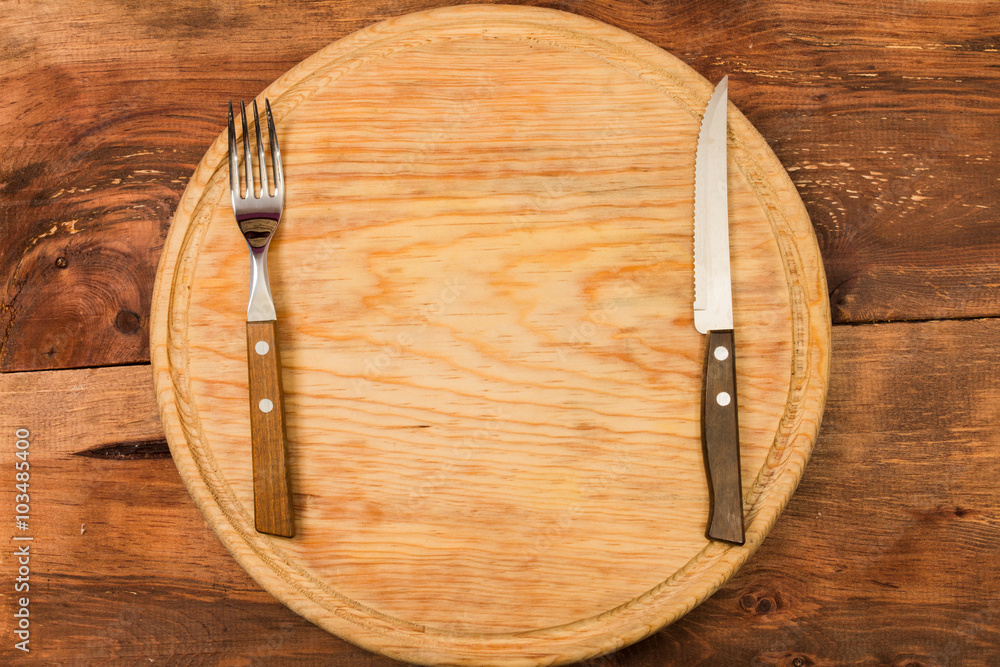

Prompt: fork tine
xmin=265 ymin=99 xmax=283 ymax=193
xmin=227 ymin=101 xmax=241 ymax=198
xmin=240 ymin=99 xmax=254 ymax=197
xmin=253 ymin=99 xmax=268 ymax=197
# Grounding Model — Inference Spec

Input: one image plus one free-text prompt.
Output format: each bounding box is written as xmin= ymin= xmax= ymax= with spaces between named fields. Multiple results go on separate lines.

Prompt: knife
xmin=694 ymin=76 xmax=745 ymax=545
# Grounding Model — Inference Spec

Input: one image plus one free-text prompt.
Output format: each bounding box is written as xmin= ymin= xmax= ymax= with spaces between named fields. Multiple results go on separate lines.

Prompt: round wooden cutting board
xmin=151 ymin=5 xmax=830 ymax=665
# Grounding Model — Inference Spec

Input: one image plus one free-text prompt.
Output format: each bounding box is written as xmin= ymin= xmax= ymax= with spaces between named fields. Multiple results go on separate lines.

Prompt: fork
xmin=228 ymin=98 xmax=294 ymax=538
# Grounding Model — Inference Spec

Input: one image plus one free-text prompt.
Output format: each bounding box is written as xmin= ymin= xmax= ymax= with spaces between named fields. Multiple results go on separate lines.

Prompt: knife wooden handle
xmin=246 ymin=320 xmax=295 ymax=538
xmin=702 ymin=329 xmax=745 ymax=545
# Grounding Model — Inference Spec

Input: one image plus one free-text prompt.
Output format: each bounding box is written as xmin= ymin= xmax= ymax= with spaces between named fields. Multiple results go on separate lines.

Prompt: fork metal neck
xmin=247 ymin=248 xmax=277 ymax=322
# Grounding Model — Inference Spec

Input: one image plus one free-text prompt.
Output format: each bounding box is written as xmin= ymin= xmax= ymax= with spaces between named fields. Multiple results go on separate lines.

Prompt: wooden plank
xmin=3 ymin=319 xmax=1000 ymax=663
xmin=0 ymin=365 xmax=396 ymax=665
xmin=612 ymin=317 xmax=1000 ymax=665
xmin=2 ymin=1 xmax=998 ymax=371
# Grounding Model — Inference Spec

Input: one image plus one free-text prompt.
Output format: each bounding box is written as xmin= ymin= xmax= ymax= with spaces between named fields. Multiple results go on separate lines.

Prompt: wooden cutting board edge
xmin=149 ymin=5 xmax=831 ymax=665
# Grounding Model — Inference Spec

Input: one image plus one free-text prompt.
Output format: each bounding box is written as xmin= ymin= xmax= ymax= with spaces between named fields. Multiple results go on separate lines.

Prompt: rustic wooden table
xmin=1 ymin=1 xmax=997 ymax=664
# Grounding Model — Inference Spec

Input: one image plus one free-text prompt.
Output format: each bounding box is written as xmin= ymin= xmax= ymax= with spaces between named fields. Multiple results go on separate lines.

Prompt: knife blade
xmin=693 ymin=76 xmax=745 ymax=545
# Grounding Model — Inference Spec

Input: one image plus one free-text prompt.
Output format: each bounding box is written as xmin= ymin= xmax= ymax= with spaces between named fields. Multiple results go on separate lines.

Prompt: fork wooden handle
xmin=246 ymin=320 xmax=295 ymax=537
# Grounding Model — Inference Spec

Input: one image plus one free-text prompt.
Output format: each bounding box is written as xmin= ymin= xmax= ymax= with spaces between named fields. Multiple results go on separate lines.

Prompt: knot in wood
xmin=115 ymin=310 xmax=141 ymax=334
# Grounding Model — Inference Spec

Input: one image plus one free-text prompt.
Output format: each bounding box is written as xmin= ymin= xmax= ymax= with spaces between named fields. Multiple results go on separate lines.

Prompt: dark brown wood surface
xmin=1 ymin=0 xmax=998 ymax=664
